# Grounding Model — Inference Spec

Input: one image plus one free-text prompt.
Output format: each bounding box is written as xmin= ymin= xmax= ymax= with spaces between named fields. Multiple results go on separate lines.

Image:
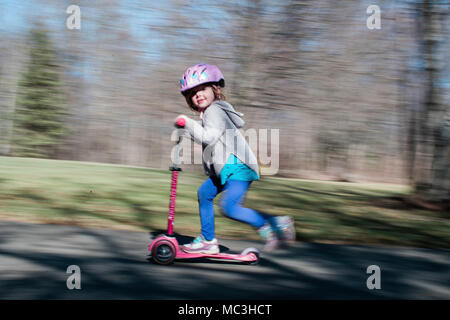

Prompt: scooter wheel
xmin=152 ymin=239 xmax=176 ymax=265
xmin=246 ymin=251 xmax=260 ymax=265
xmin=241 ymin=247 xmax=260 ymax=265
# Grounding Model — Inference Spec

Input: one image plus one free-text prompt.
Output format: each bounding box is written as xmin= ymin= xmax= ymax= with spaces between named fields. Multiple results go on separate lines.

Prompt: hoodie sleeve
xmin=183 ymin=105 xmax=227 ymax=146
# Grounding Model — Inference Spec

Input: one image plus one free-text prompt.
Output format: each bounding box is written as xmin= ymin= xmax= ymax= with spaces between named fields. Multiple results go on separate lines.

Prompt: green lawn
xmin=0 ymin=156 xmax=448 ymax=249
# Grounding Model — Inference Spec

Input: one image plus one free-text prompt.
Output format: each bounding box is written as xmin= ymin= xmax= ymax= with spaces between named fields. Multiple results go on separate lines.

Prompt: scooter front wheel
xmin=152 ymin=239 xmax=176 ymax=265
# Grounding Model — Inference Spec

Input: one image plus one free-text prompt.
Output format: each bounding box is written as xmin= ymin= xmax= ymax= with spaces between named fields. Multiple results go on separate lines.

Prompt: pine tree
xmin=11 ymin=26 xmax=67 ymax=158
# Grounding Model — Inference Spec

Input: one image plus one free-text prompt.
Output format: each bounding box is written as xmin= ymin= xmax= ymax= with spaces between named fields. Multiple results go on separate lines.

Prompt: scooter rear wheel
xmin=152 ymin=239 xmax=176 ymax=265
xmin=241 ymin=247 xmax=260 ymax=265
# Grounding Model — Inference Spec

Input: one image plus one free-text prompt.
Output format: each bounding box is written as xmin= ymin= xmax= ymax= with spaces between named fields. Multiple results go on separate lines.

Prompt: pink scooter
xmin=148 ymin=139 xmax=260 ymax=265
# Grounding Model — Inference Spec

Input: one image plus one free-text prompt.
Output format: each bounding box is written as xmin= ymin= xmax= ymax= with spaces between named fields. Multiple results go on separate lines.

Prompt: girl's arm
xmin=183 ymin=106 xmax=227 ymax=146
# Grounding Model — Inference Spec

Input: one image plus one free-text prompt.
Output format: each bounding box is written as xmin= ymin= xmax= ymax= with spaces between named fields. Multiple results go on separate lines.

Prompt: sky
xmin=0 ymin=1 xmax=156 ymax=37
xmin=1 ymin=0 xmax=448 ymax=88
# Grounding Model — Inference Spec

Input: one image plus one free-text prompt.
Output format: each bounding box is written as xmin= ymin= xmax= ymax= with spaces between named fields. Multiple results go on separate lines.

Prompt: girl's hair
xmin=183 ymin=82 xmax=226 ymax=112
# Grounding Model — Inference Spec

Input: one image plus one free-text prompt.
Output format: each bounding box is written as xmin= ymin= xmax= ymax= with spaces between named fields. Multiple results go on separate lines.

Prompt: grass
xmin=0 ymin=156 xmax=449 ymax=249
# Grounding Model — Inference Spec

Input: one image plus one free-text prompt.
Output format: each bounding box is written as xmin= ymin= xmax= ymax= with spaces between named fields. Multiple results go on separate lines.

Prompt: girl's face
xmin=190 ymin=85 xmax=216 ymax=111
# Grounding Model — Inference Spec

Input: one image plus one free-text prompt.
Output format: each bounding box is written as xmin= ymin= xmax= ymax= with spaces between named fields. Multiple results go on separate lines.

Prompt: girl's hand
xmin=175 ymin=115 xmax=187 ymax=128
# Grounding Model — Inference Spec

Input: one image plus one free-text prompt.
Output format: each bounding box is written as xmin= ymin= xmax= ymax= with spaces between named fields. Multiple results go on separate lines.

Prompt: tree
xmin=410 ymin=0 xmax=449 ymax=204
xmin=11 ymin=25 xmax=67 ymax=158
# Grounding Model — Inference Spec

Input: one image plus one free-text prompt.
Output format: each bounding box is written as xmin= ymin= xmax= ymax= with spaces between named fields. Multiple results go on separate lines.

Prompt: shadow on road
xmin=0 ymin=221 xmax=448 ymax=299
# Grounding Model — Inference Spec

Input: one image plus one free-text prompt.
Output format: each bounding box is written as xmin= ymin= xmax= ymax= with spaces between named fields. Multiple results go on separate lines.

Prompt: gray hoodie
xmin=183 ymin=100 xmax=260 ymax=178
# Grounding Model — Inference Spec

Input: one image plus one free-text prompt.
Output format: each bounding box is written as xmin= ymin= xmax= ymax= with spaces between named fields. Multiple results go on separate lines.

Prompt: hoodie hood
xmin=213 ymin=101 xmax=245 ymax=128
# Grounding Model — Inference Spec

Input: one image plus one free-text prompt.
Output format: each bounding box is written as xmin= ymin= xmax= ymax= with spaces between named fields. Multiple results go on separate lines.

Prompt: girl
xmin=175 ymin=63 xmax=295 ymax=253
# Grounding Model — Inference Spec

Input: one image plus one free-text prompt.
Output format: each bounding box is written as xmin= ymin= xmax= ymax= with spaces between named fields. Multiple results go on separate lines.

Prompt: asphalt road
xmin=0 ymin=220 xmax=448 ymax=299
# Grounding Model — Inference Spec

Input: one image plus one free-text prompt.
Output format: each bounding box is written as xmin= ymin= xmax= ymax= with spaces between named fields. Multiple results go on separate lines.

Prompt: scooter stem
xmin=168 ymin=140 xmax=182 ymax=236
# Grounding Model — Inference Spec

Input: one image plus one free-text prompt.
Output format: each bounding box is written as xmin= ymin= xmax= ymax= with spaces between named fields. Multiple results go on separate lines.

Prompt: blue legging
xmin=198 ymin=177 xmax=269 ymax=241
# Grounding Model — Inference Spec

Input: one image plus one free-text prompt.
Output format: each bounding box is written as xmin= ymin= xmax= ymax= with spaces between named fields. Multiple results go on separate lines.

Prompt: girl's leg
xmin=219 ymin=180 xmax=268 ymax=228
xmin=219 ymin=179 xmax=295 ymax=252
xmin=197 ymin=176 xmax=223 ymax=241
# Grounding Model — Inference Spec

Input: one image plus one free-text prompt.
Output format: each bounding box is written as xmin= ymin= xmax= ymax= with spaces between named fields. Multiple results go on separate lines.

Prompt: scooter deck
xmin=176 ymin=250 xmax=257 ymax=262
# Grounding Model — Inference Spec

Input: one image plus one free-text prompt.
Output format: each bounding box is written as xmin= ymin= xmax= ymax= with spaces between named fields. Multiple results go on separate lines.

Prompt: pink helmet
xmin=180 ymin=63 xmax=225 ymax=94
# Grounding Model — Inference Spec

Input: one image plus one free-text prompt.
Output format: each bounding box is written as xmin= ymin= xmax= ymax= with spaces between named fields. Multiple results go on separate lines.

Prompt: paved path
xmin=0 ymin=220 xmax=448 ymax=299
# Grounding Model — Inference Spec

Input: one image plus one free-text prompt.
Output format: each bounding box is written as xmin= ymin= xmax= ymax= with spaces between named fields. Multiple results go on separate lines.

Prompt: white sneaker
xmin=258 ymin=223 xmax=280 ymax=252
xmin=181 ymin=235 xmax=220 ymax=254
xmin=275 ymin=216 xmax=296 ymax=244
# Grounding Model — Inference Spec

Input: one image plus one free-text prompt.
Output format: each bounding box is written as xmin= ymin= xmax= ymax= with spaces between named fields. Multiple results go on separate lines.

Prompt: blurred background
xmin=0 ymin=0 xmax=448 ymax=244
xmin=1 ymin=1 xmax=450 ymax=301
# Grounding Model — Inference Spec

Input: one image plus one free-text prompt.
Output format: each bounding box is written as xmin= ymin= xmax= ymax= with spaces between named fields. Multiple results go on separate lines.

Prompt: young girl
xmin=174 ymin=63 xmax=295 ymax=253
